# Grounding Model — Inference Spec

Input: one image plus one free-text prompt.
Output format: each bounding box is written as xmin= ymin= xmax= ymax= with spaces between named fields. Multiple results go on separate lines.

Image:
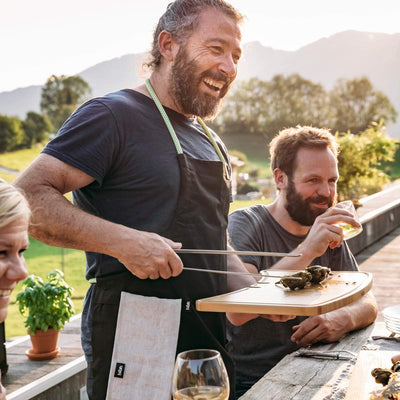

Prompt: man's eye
xmin=211 ymin=46 xmax=222 ymax=54
xmin=232 ymin=54 xmax=241 ymax=63
xmin=19 ymin=249 xmax=27 ymax=255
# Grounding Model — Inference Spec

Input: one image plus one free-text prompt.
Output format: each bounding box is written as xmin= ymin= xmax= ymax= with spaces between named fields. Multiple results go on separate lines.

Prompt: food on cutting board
xmin=275 ymin=265 xmax=331 ymax=291
xmin=370 ymin=361 xmax=400 ymax=399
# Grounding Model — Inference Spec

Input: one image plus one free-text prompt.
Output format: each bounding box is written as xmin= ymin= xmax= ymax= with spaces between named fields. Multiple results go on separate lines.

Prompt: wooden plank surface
xmin=196 ymin=271 xmax=372 ymax=316
xmin=344 ymin=350 xmax=399 ymax=400
xmin=239 ymin=324 xmax=375 ymax=400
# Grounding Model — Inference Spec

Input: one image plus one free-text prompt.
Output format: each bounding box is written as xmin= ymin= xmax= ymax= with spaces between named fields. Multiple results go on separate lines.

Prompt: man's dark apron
xmin=88 ymin=80 xmax=236 ymax=399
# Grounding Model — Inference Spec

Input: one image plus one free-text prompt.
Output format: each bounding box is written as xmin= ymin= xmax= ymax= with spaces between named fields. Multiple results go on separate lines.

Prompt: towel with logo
xmin=106 ymin=292 xmax=181 ymax=400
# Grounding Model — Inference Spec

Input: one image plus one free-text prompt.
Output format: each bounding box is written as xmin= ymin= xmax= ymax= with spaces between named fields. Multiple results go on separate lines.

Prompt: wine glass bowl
xmin=172 ymin=349 xmax=229 ymax=400
xmin=334 ymin=200 xmax=363 ymax=240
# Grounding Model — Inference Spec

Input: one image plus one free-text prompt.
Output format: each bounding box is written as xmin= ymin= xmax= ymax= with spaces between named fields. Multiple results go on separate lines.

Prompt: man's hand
xmin=115 ymin=230 xmax=183 ymax=280
xmin=290 ymin=313 xmax=348 ymax=346
xmin=301 ymin=206 xmax=361 ymax=256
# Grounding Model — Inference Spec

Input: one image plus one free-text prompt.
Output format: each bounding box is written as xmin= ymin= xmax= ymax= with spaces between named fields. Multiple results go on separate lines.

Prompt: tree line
xmin=0 ymin=75 xmax=91 ymax=153
xmin=210 ymin=74 xmax=397 ymax=142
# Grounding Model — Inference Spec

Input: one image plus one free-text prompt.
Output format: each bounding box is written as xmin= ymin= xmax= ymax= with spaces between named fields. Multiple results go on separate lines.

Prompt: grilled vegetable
xmin=276 ymin=271 xmax=312 ymax=290
xmin=306 ymin=266 xmax=331 ymax=284
xmin=372 ymin=368 xmax=394 ymax=386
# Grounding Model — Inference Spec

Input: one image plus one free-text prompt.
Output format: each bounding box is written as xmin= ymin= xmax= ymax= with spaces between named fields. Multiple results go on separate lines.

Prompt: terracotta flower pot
xmin=26 ymin=328 xmax=61 ymax=361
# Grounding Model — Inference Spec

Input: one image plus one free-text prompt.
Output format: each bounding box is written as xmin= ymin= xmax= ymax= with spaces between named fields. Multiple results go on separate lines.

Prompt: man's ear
xmin=158 ymin=30 xmax=179 ymax=62
xmin=274 ymin=168 xmax=288 ymax=190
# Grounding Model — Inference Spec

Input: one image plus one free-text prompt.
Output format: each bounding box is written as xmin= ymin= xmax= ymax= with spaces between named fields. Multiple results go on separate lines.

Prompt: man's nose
xmin=219 ymin=54 xmax=237 ymax=80
xmin=317 ymin=182 xmax=332 ymax=197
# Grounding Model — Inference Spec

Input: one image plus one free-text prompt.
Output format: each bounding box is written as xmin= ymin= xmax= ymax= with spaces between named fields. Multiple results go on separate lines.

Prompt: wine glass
xmin=335 ymin=200 xmax=363 ymax=240
xmin=172 ymin=349 xmax=229 ymax=400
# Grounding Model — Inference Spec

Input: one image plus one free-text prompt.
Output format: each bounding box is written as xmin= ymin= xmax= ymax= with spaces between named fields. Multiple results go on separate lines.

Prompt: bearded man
xmin=227 ymin=126 xmax=378 ymax=398
xmin=14 ymin=1 xmax=254 ymax=399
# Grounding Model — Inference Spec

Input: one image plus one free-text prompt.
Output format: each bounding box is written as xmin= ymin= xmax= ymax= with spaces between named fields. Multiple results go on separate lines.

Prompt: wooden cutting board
xmin=344 ymin=350 xmax=399 ymax=400
xmin=196 ymin=270 xmax=372 ymax=316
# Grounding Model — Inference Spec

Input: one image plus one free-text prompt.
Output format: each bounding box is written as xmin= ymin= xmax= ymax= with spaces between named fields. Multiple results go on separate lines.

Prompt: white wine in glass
xmin=334 ymin=200 xmax=363 ymax=240
xmin=336 ymin=222 xmax=363 ymax=240
xmin=172 ymin=349 xmax=229 ymax=400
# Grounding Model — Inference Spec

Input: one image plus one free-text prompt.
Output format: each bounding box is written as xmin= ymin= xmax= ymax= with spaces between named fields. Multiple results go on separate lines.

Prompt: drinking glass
xmin=335 ymin=200 xmax=363 ymax=240
xmin=172 ymin=349 xmax=229 ymax=400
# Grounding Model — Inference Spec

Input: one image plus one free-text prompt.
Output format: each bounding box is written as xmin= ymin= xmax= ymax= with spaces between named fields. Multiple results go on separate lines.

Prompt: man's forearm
xmin=270 ymin=244 xmax=316 ymax=271
xmin=20 ymin=181 xmax=130 ymax=256
xmin=341 ymin=292 xmax=377 ymax=331
xmin=226 ymin=248 xmax=257 ymax=291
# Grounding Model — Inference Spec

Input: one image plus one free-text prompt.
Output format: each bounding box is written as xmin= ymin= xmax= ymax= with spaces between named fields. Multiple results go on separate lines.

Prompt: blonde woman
xmin=0 ymin=179 xmax=30 ymax=399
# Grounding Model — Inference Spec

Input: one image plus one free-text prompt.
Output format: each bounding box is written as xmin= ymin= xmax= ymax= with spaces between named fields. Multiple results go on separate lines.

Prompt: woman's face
xmin=0 ymin=216 xmax=29 ymax=322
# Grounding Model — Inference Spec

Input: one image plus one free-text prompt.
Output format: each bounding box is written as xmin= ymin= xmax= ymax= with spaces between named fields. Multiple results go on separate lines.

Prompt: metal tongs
xmin=176 ymin=249 xmax=302 ymax=280
xmin=294 ymin=348 xmax=357 ymax=361
xmin=175 ymin=249 xmax=301 ymax=258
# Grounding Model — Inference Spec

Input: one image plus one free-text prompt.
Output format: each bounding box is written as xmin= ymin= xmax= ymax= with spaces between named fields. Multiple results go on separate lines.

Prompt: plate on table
xmin=196 ymin=270 xmax=372 ymax=316
xmin=383 ymin=304 xmax=400 ymax=335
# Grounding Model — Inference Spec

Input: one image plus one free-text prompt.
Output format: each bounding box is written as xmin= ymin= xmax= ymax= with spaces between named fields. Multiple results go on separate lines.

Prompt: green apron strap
xmin=196 ymin=117 xmax=225 ymax=163
xmin=145 ymin=79 xmax=226 ymax=163
xmin=145 ymin=79 xmax=183 ymax=154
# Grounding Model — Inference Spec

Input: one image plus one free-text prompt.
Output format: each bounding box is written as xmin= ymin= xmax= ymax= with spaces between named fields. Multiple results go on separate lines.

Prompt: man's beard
xmin=170 ymin=47 xmax=231 ymax=119
xmin=285 ymin=179 xmax=335 ymax=227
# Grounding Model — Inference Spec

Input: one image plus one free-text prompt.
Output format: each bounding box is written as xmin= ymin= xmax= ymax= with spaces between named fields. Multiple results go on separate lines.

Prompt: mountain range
xmin=1 ymin=30 xmax=399 ymax=138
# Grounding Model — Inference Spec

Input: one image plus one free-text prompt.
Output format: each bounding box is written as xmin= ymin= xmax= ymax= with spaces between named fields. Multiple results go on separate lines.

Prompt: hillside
xmin=1 ymin=30 xmax=399 ymax=138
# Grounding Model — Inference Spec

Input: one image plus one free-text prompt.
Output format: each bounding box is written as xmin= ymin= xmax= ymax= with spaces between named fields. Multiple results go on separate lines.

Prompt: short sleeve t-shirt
xmin=226 ymin=204 xmax=358 ymax=385
xmin=42 ymin=89 xmax=231 ymax=279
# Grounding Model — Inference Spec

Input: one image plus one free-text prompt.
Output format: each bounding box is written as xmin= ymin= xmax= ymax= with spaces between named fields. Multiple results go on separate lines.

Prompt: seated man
xmin=227 ymin=126 xmax=378 ymax=397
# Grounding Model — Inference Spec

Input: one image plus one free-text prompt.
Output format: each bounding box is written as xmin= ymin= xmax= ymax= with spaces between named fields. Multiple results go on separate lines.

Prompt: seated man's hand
xmin=301 ymin=207 xmax=360 ymax=256
xmin=290 ymin=313 xmax=348 ymax=346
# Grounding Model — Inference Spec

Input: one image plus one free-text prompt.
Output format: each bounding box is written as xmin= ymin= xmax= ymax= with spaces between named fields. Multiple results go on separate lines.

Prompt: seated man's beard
xmin=285 ymin=180 xmax=334 ymax=227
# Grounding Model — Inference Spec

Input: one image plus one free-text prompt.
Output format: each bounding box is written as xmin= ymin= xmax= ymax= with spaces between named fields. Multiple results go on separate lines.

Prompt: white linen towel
xmin=106 ymin=292 xmax=181 ymax=400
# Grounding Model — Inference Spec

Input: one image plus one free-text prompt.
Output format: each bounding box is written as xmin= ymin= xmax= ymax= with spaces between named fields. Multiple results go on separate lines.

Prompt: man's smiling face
xmin=284 ymin=147 xmax=339 ymax=226
xmin=170 ymin=7 xmax=242 ymax=119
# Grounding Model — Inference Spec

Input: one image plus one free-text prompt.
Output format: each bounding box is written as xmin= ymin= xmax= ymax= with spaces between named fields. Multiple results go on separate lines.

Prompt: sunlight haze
xmin=2 ymin=0 xmax=400 ymax=92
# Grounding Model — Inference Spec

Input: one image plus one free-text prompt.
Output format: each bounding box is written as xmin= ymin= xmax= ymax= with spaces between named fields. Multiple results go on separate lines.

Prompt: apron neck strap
xmin=145 ymin=79 xmax=226 ymax=163
xmin=196 ymin=117 xmax=225 ymax=163
xmin=145 ymin=79 xmax=183 ymax=154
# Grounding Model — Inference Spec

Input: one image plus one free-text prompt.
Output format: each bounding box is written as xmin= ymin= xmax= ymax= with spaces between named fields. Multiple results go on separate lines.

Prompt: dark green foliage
xmin=336 ymin=122 xmax=397 ymax=202
xmin=211 ymin=75 xmax=397 ymax=144
xmin=212 ymin=75 xmax=329 ymax=142
xmin=22 ymin=112 xmax=53 ymax=147
xmin=329 ymin=77 xmax=398 ymax=134
xmin=0 ymin=114 xmax=25 ymax=153
xmin=40 ymin=74 xmax=91 ymax=131
xmin=16 ymin=269 xmax=74 ymax=333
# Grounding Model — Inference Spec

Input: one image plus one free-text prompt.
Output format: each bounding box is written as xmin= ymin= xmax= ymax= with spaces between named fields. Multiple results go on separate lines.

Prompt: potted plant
xmin=16 ymin=269 xmax=74 ymax=360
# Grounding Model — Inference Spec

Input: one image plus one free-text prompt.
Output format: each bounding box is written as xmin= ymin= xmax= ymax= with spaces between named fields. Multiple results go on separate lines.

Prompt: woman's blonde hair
xmin=0 ymin=179 xmax=30 ymax=228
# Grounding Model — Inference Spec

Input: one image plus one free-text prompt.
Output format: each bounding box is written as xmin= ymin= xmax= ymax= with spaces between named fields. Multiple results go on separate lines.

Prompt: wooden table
xmin=239 ymin=322 xmax=399 ymax=400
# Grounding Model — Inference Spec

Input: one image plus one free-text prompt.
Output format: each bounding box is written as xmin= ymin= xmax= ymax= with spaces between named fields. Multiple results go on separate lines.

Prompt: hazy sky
xmin=2 ymin=0 xmax=400 ymax=92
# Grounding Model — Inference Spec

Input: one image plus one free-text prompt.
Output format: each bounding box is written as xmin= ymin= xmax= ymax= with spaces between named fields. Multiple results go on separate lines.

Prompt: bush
xmin=336 ymin=122 xmax=397 ymax=202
